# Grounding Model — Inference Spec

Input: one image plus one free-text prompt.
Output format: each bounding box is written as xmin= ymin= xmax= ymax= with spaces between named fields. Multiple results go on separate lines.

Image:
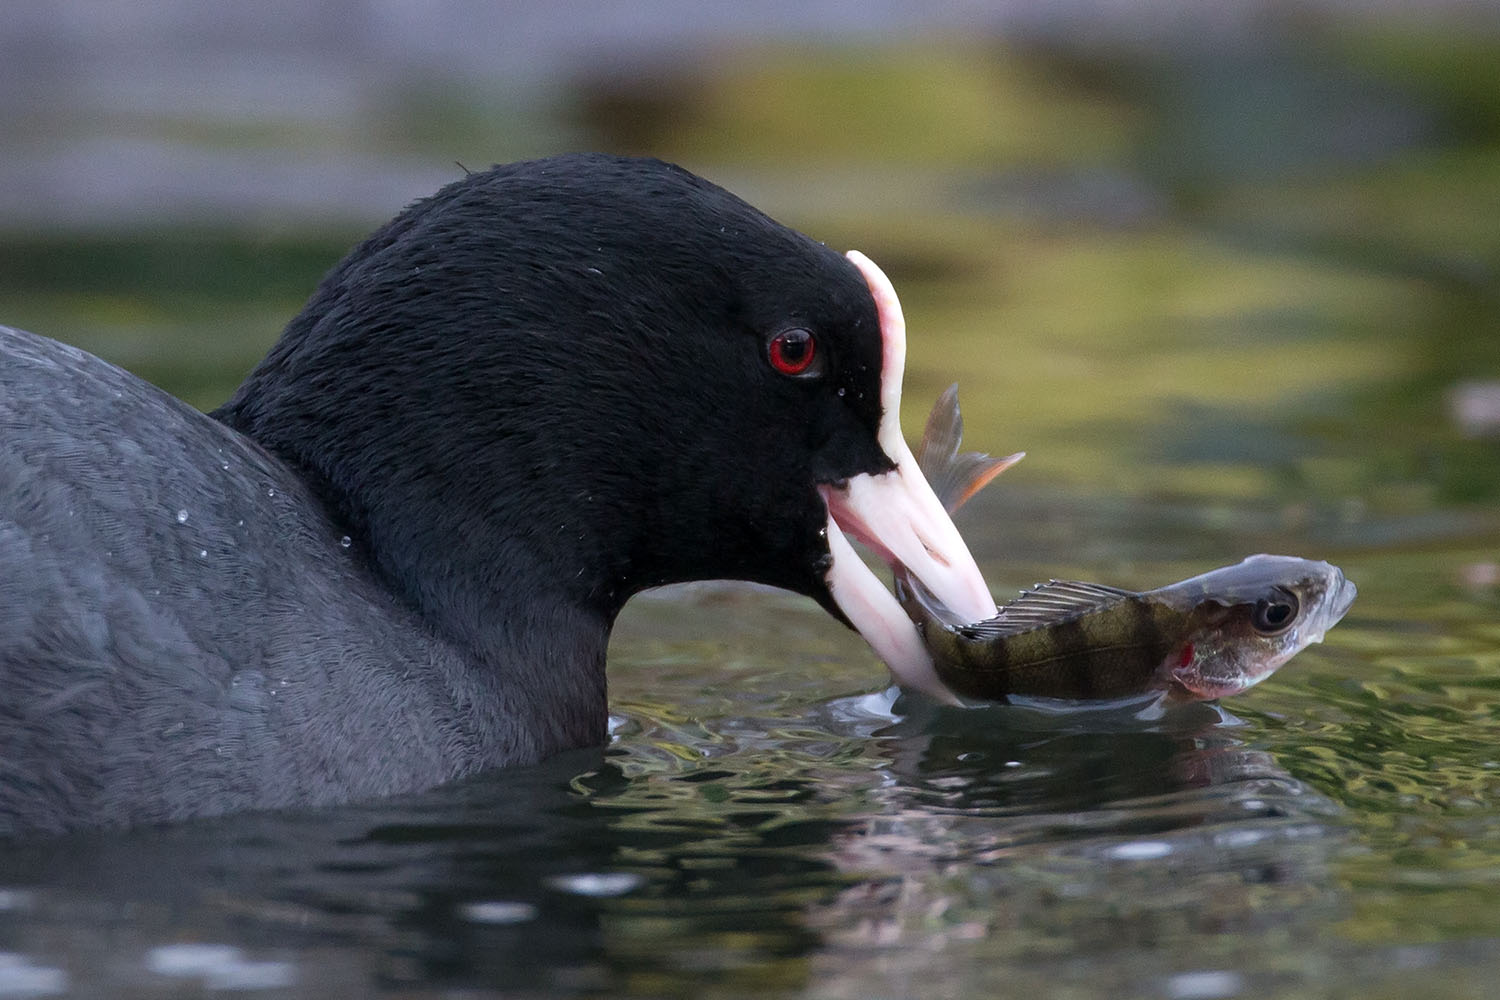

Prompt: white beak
xmin=820 ymin=251 xmax=997 ymax=702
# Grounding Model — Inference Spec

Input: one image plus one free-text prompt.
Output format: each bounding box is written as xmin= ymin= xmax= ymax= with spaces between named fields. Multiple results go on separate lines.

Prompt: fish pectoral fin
xmin=957 ymin=579 xmax=1136 ymax=639
xmin=915 ymin=385 xmax=1024 ymax=514
xmin=915 ymin=384 xmax=965 ymax=482
xmin=942 ymin=451 xmax=1025 ymax=513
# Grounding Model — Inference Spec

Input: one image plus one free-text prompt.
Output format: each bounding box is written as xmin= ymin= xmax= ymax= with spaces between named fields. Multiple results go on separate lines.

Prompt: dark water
xmin=2 ymin=9 xmax=1500 ymax=998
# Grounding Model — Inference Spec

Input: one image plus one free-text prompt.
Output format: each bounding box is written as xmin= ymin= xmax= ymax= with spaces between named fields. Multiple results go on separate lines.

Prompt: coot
xmin=0 ymin=154 xmax=994 ymax=835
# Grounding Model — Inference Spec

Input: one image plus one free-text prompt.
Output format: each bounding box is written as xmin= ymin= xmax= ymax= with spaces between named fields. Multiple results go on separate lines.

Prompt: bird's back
xmin=0 ymin=326 xmax=498 ymax=833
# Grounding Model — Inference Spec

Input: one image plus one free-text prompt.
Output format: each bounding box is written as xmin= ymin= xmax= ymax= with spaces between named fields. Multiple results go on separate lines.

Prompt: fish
xmin=894 ymin=386 xmax=1358 ymax=703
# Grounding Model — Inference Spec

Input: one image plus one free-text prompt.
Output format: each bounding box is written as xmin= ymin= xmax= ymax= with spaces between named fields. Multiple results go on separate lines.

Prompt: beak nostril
xmin=916 ymin=531 xmax=949 ymax=568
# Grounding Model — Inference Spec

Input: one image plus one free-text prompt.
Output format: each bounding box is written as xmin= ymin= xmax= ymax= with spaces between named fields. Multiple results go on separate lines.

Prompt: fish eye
xmin=1252 ymin=589 xmax=1300 ymax=634
xmin=767 ymin=329 xmax=822 ymax=378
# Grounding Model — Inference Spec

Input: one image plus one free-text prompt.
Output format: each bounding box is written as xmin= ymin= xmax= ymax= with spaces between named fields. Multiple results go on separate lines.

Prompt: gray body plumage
xmin=0 ymin=326 xmax=596 ymax=833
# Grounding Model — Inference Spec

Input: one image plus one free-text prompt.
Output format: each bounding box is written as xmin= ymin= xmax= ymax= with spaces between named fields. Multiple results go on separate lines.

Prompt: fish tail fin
xmin=916 ymin=384 xmax=1024 ymax=514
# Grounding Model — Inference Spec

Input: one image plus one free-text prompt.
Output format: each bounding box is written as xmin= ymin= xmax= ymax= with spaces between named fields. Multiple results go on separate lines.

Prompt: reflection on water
xmin=3 ymin=5 xmax=1500 ymax=998
xmin=0 ymin=679 xmax=1348 ymax=997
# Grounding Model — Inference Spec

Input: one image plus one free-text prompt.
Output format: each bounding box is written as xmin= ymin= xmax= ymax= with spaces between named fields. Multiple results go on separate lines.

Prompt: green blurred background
xmin=3 ymin=2 xmax=1497 ymax=520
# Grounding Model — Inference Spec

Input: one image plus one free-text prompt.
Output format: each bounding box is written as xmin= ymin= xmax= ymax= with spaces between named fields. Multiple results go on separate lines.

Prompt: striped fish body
xmin=905 ymin=580 xmax=1188 ymax=701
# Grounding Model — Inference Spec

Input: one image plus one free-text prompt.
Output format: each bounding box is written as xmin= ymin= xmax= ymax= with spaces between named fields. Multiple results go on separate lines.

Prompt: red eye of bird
xmin=768 ymin=329 xmax=818 ymax=377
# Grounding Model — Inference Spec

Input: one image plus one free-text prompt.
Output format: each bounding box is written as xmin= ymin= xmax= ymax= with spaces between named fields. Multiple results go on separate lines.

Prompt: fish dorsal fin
xmin=957 ymin=579 xmax=1135 ymax=640
xmin=916 ymin=384 xmax=1024 ymax=514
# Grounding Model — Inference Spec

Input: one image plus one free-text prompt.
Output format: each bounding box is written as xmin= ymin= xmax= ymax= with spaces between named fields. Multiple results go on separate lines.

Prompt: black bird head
xmin=216 ymin=154 xmax=992 ymax=698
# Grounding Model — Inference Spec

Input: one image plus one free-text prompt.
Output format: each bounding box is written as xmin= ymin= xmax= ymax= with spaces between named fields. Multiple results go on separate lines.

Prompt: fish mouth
xmin=818 ymin=252 xmax=996 ymax=704
xmin=1330 ymin=574 xmax=1358 ymax=623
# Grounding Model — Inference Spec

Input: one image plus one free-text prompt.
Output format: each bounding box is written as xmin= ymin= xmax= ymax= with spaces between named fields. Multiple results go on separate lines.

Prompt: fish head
xmin=1158 ymin=554 xmax=1357 ymax=700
